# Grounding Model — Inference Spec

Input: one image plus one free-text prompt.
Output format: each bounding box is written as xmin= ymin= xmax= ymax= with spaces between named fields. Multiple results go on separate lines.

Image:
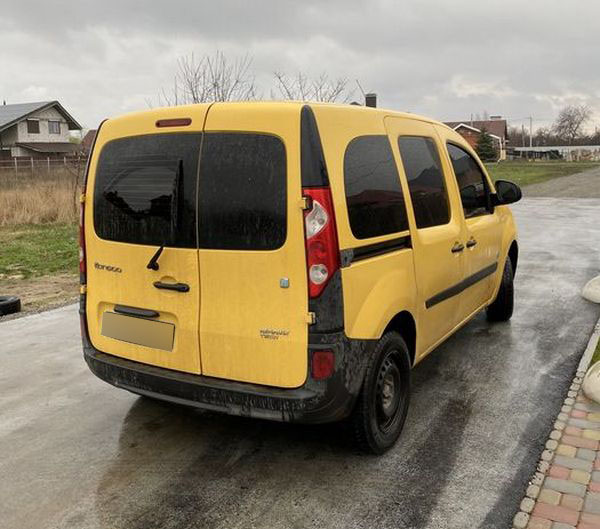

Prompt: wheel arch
xmin=508 ymin=240 xmax=519 ymax=276
xmin=383 ymin=310 xmax=417 ymax=367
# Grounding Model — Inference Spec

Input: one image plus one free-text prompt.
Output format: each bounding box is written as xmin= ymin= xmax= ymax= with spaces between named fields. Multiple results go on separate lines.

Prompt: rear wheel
xmin=351 ymin=332 xmax=411 ymax=454
xmin=486 ymin=258 xmax=514 ymax=322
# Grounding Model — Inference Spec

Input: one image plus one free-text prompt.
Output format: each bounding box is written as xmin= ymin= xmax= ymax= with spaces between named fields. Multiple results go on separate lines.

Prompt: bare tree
xmin=158 ymin=51 xmax=259 ymax=106
xmin=272 ymin=72 xmax=354 ymax=103
xmin=552 ymin=104 xmax=592 ymax=145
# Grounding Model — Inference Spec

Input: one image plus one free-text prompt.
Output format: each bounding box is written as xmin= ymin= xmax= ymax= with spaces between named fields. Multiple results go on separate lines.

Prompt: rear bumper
xmin=81 ymin=301 xmax=373 ymax=424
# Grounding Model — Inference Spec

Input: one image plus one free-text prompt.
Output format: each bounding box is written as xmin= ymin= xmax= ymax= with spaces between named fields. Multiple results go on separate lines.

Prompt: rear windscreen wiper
xmin=146 ymin=244 xmax=165 ymax=271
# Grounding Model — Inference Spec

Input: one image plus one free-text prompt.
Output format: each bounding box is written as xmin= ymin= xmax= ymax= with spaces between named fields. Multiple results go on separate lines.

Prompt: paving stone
xmin=551 ymin=430 xmax=564 ymax=441
xmin=570 ymin=469 xmax=591 ymax=484
xmin=549 ymin=466 xmax=571 ymax=480
xmin=578 ymin=448 xmax=597 ymax=461
xmin=531 ymin=502 xmax=579 ymax=525
xmin=540 ymin=488 xmax=562 ymax=505
xmin=522 ymin=497 xmax=536 ymax=513
xmin=560 ymin=494 xmax=583 ymax=511
xmin=553 ymin=455 xmax=593 ymax=472
xmin=559 ymin=413 xmax=570 ymax=422
xmin=592 ymin=471 xmax=600 ymax=482
xmin=527 ymin=517 xmax=552 ymax=529
xmin=557 ymin=445 xmax=578 ymax=458
xmin=550 ymin=523 xmax=575 ymax=529
xmin=594 ymin=459 xmax=600 ymax=471
xmin=565 ymin=398 xmax=575 ymax=406
xmin=561 ymin=435 xmax=599 ymax=450
xmin=539 ymin=461 xmax=551 ymax=473
xmin=578 ymin=394 xmax=591 ymax=403
xmin=569 ymin=418 xmax=600 ymax=431
xmin=561 ymin=494 xmax=583 ymax=511
xmin=573 ymin=410 xmax=589 ymax=419
xmin=556 ymin=421 xmax=567 ymax=431
xmin=565 ymin=426 xmax=583 ymax=437
xmin=543 ymin=477 xmax=586 ymax=497
xmin=580 ymin=511 xmax=600 ymax=525
xmin=527 ymin=485 xmax=541 ymax=499
xmin=532 ymin=472 xmax=546 ymax=486
xmin=571 ymin=383 xmax=582 ymax=391
xmin=584 ymin=493 xmax=600 ymax=514
xmin=576 ymin=402 xmax=600 ymax=413
xmin=564 ymin=405 xmax=575 ymax=413
xmin=542 ymin=450 xmax=556 ymax=461
xmin=569 ymin=391 xmax=579 ymax=399
xmin=514 ymin=511 xmax=530 ymax=528
xmin=547 ymin=440 xmax=560 ymax=451
xmin=583 ymin=430 xmax=600 ymax=441
xmin=589 ymin=413 xmax=600 ymax=422
xmin=589 ymin=481 xmax=600 ymax=493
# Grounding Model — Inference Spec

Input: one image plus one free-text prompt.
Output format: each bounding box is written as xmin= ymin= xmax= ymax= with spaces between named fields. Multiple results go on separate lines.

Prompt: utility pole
xmin=529 ymin=116 xmax=533 ymax=148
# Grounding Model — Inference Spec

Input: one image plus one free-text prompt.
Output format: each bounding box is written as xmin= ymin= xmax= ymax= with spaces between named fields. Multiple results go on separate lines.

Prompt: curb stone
xmin=512 ymin=316 xmax=600 ymax=529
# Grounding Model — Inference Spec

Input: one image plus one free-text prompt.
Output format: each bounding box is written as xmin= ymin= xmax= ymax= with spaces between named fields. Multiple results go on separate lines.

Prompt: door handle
xmin=451 ymin=242 xmax=465 ymax=253
xmin=466 ymin=238 xmax=477 ymax=248
xmin=153 ymin=281 xmax=190 ymax=292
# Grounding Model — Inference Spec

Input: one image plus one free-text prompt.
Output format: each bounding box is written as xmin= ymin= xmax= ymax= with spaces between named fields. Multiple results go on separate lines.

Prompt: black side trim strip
xmin=114 ymin=305 xmax=159 ymax=319
xmin=340 ymin=236 xmax=411 ymax=267
xmin=426 ymin=262 xmax=498 ymax=309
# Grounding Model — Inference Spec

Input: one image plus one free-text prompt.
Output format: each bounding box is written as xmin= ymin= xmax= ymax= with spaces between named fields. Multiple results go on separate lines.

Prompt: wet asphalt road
xmin=1 ymin=197 xmax=600 ymax=529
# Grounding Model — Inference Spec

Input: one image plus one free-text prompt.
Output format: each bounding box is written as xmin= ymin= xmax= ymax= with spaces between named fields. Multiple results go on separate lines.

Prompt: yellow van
xmin=80 ymin=102 xmax=521 ymax=453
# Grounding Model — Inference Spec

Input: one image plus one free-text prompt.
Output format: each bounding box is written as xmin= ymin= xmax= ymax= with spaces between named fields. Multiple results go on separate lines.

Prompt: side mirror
xmin=492 ymin=180 xmax=522 ymax=206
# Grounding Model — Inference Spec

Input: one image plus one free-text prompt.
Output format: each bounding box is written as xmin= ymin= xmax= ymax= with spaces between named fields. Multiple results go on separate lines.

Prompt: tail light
xmin=312 ymin=350 xmax=335 ymax=380
xmin=79 ymin=195 xmax=86 ymax=282
xmin=303 ymin=188 xmax=340 ymax=298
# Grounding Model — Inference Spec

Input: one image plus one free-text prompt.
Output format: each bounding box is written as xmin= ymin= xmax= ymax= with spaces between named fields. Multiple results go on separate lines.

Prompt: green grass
xmin=485 ymin=161 xmax=600 ymax=188
xmin=0 ymin=223 xmax=78 ymax=279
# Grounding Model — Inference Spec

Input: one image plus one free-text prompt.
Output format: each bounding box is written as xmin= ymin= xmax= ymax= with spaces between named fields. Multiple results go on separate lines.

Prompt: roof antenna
xmin=355 ymin=79 xmax=366 ymax=99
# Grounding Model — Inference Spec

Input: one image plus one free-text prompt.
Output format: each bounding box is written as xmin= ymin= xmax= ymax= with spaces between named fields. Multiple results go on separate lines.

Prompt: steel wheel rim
xmin=376 ymin=351 xmax=402 ymax=433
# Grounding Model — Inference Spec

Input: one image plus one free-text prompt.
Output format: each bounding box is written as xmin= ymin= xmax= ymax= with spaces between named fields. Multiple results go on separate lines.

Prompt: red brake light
xmin=156 ymin=118 xmax=192 ymax=128
xmin=303 ymin=188 xmax=340 ymax=298
xmin=79 ymin=195 xmax=86 ymax=281
xmin=312 ymin=350 xmax=335 ymax=380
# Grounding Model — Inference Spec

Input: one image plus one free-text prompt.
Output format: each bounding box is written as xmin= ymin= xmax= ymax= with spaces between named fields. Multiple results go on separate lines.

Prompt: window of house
xmin=26 ymin=120 xmax=40 ymax=134
xmin=344 ymin=135 xmax=409 ymax=239
xmin=48 ymin=121 xmax=61 ymax=134
xmin=446 ymin=143 xmax=490 ymax=217
xmin=397 ymin=136 xmax=449 ymax=228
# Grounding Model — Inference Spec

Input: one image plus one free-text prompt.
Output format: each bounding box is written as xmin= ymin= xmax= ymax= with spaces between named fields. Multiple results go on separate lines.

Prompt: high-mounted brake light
xmin=156 ymin=118 xmax=192 ymax=128
xmin=303 ymin=188 xmax=340 ymax=298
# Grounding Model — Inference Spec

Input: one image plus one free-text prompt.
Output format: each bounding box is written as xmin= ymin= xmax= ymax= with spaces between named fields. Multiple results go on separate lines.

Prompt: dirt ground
xmin=0 ymin=273 xmax=78 ymax=321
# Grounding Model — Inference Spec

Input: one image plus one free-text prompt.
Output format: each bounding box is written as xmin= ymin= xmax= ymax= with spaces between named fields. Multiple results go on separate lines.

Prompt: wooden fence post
xmin=14 ymin=157 xmax=17 ymax=179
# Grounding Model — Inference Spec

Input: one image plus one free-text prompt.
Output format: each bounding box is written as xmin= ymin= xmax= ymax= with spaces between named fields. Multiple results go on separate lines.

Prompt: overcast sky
xmin=2 ymin=0 xmax=598 ymax=133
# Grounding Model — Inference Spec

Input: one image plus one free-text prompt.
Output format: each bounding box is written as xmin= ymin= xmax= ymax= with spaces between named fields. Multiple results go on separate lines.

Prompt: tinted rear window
xmin=344 ymin=135 xmax=408 ymax=239
xmin=93 ymin=133 xmax=201 ymax=247
xmin=198 ymin=133 xmax=287 ymax=250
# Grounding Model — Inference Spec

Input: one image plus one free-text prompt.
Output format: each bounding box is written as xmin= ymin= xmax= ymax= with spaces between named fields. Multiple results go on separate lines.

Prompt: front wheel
xmin=351 ymin=332 xmax=411 ymax=454
xmin=486 ymin=258 xmax=514 ymax=322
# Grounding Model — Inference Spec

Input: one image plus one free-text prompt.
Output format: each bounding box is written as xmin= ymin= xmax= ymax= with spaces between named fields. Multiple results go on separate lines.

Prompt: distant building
xmin=0 ymin=100 xmax=82 ymax=158
xmin=444 ymin=117 xmax=508 ymax=161
xmin=80 ymin=129 xmax=97 ymax=154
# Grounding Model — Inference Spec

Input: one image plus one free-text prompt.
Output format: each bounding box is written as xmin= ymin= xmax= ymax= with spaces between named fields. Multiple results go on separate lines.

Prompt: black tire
xmin=0 ymin=296 xmax=21 ymax=316
xmin=486 ymin=258 xmax=514 ymax=322
xmin=351 ymin=332 xmax=411 ymax=454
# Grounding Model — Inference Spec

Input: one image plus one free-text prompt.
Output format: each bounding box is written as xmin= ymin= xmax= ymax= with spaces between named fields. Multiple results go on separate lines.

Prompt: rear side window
xmin=398 ymin=136 xmax=449 ymax=229
xmin=198 ymin=133 xmax=286 ymax=250
xmin=94 ymin=133 xmax=201 ymax=248
xmin=447 ymin=143 xmax=490 ymax=217
xmin=344 ymin=135 xmax=408 ymax=239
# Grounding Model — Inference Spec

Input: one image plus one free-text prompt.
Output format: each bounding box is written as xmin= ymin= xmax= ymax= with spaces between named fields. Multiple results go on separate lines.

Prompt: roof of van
xmin=109 ymin=100 xmax=449 ymax=129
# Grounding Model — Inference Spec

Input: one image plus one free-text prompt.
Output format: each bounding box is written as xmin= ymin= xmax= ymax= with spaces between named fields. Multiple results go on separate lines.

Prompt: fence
xmin=0 ymin=154 xmax=87 ymax=186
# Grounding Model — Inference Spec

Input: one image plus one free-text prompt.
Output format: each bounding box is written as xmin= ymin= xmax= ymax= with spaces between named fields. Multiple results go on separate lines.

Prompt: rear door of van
xmin=197 ymin=104 xmax=309 ymax=388
xmin=85 ymin=107 xmax=208 ymax=374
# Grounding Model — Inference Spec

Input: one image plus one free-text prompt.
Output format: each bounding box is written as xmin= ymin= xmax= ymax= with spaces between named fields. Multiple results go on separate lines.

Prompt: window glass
xmin=48 ymin=121 xmax=60 ymax=134
xmin=198 ymin=133 xmax=287 ymax=250
xmin=27 ymin=120 xmax=40 ymax=134
xmin=398 ymin=137 xmax=449 ymax=228
xmin=447 ymin=143 xmax=490 ymax=217
xmin=344 ymin=135 xmax=408 ymax=239
xmin=94 ymin=133 xmax=200 ymax=248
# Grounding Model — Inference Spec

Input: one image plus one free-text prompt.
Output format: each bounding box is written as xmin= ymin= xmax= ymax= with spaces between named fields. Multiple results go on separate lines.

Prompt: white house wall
xmin=16 ymin=106 xmax=71 ymax=143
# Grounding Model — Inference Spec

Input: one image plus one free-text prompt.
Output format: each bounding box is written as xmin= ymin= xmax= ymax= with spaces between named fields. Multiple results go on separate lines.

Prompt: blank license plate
xmin=101 ymin=312 xmax=174 ymax=351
